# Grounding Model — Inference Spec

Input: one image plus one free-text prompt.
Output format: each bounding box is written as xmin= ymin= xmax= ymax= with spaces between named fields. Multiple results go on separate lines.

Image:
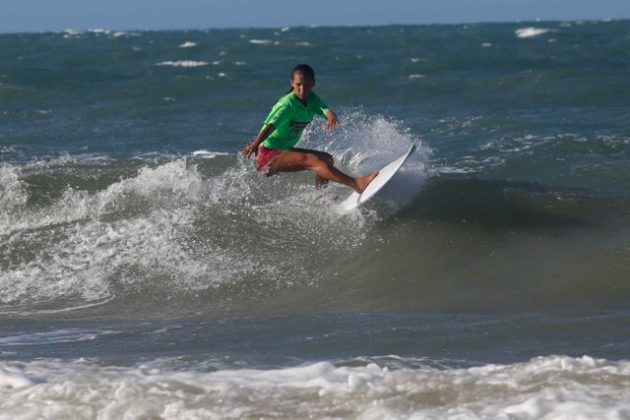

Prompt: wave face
xmin=2 ymin=20 xmax=630 ymax=418
xmin=1 ymin=146 xmax=627 ymax=316
xmin=2 ymin=130 xmax=627 ymax=316
xmin=0 ymin=113 xmax=434 ymax=316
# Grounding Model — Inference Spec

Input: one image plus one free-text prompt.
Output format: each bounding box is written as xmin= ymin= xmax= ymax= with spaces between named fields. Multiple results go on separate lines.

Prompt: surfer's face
xmin=290 ymin=72 xmax=315 ymax=103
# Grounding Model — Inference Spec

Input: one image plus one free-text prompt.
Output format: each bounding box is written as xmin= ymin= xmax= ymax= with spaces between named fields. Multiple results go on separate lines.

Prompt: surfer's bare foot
xmin=355 ymin=171 xmax=379 ymax=193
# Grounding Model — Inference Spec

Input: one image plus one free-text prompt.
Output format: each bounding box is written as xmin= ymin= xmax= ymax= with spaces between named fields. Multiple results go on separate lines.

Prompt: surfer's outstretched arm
xmin=242 ymin=124 xmax=275 ymax=158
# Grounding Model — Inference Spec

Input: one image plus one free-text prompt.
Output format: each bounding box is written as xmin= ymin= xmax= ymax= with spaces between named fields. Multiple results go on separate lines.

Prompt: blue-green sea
xmin=2 ymin=21 xmax=630 ymax=418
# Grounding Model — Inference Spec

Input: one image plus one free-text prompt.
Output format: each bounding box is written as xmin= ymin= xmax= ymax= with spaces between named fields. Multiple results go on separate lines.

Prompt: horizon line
xmin=1 ymin=16 xmax=628 ymax=36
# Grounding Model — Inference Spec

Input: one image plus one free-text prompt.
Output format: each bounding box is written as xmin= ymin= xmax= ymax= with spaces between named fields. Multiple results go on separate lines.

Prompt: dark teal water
xmin=1 ymin=21 xmax=630 ymax=418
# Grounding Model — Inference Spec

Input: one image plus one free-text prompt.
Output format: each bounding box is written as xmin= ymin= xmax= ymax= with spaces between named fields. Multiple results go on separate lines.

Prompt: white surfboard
xmin=335 ymin=144 xmax=416 ymax=214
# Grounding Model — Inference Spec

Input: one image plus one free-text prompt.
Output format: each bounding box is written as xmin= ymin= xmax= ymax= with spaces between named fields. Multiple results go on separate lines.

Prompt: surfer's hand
xmin=241 ymin=142 xmax=257 ymax=158
xmin=325 ymin=111 xmax=339 ymax=131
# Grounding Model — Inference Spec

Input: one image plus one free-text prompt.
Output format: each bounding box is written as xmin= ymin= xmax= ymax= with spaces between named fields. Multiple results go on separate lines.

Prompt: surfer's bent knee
xmin=309 ymin=152 xmax=333 ymax=168
xmin=321 ymin=152 xmax=334 ymax=166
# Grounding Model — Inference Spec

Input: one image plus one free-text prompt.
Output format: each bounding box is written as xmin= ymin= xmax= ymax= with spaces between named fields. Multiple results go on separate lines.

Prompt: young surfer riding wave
xmin=241 ymin=64 xmax=378 ymax=193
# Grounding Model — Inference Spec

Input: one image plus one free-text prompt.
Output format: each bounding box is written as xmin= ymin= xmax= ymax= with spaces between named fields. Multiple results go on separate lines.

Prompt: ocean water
xmin=1 ymin=20 xmax=630 ymax=419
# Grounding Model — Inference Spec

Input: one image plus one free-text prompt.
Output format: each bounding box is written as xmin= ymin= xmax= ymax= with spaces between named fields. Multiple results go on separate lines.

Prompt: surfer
xmin=241 ymin=64 xmax=378 ymax=193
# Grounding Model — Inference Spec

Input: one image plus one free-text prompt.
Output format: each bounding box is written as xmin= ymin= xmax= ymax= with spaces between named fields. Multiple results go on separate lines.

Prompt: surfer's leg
xmin=269 ymin=149 xmax=377 ymax=193
xmin=308 ymin=151 xmax=332 ymax=189
xmin=355 ymin=172 xmax=379 ymax=193
xmin=315 ymin=174 xmax=329 ymax=189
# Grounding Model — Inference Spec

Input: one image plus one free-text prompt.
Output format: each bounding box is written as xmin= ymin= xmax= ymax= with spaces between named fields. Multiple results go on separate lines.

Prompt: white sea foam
xmin=0 ymin=329 xmax=120 ymax=346
xmin=25 ymin=152 xmax=116 ymax=169
xmin=0 ymin=364 xmax=41 ymax=390
xmin=191 ymin=150 xmax=230 ymax=159
xmin=515 ymin=27 xmax=551 ymax=38
xmin=0 ymin=165 xmax=27 ymax=213
xmin=248 ymin=39 xmax=273 ymax=45
xmin=156 ymin=60 xmax=209 ymax=68
xmin=1 ymin=153 xmax=352 ymax=309
xmin=179 ymin=41 xmax=197 ymax=48
xmin=0 ymin=160 xmax=247 ymax=307
xmin=302 ymin=111 xmax=430 ymax=173
xmin=1 ymin=355 xmax=629 ymax=419
xmin=436 ymin=165 xmax=476 ymax=174
xmin=301 ymin=111 xmax=431 ymax=213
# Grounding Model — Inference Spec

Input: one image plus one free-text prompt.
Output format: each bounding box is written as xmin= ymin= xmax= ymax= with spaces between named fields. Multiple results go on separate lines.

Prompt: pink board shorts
xmin=256 ymin=145 xmax=282 ymax=173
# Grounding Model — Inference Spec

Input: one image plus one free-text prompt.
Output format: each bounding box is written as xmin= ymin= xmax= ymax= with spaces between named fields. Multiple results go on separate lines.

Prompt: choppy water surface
xmin=2 ymin=20 xmax=630 ymax=418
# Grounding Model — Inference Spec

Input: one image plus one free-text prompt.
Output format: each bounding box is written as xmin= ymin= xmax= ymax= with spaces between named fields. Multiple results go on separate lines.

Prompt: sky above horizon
xmin=2 ymin=0 xmax=630 ymax=33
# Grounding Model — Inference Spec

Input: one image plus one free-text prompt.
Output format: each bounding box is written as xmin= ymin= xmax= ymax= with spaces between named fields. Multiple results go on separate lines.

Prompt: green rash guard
xmin=261 ymin=91 xmax=331 ymax=150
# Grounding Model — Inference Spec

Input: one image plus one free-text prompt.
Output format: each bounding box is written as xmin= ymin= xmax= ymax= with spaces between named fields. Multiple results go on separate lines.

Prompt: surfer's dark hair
xmin=286 ymin=64 xmax=316 ymax=93
xmin=291 ymin=64 xmax=315 ymax=80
